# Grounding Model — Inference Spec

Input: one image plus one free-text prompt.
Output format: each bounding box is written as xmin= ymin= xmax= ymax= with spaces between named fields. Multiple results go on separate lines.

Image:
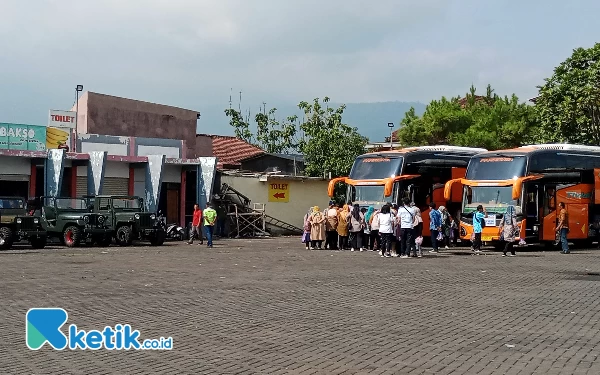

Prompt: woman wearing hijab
xmin=302 ymin=207 xmax=313 ymax=249
xmin=367 ymin=207 xmax=380 ymax=251
xmin=499 ymin=205 xmax=518 ymax=256
xmin=349 ymin=203 xmax=365 ymax=251
xmin=337 ymin=204 xmax=350 ymax=250
xmin=439 ymin=206 xmax=451 ymax=250
xmin=309 ymin=206 xmax=326 ymax=249
xmin=411 ymin=202 xmax=424 ymax=257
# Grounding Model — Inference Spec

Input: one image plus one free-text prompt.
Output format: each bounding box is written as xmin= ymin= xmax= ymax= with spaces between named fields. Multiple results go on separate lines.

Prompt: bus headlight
xmin=134 ymin=214 xmax=140 ymax=220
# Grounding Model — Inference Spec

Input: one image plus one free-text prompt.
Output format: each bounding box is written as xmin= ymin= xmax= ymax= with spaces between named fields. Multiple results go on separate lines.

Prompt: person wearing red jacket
xmin=188 ymin=204 xmax=203 ymax=245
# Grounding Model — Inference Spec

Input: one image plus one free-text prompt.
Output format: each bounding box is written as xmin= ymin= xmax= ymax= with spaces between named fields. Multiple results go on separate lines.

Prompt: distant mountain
xmin=197 ymin=101 xmax=426 ymax=143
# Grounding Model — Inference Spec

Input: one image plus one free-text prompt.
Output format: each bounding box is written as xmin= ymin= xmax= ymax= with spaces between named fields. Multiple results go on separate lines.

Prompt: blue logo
xmin=26 ymin=308 xmax=172 ymax=350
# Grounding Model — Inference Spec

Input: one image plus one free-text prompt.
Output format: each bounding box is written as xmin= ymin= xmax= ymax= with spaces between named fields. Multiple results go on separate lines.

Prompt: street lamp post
xmin=75 ymin=85 xmax=83 ymax=152
xmin=387 ymin=122 xmax=395 ymax=150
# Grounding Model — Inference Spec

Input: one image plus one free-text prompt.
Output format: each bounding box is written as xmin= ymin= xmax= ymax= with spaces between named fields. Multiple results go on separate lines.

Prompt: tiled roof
xmin=209 ymin=135 xmax=264 ymax=169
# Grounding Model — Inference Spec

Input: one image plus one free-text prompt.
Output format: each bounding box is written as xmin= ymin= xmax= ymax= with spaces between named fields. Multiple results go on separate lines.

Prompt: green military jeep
xmin=88 ymin=195 xmax=165 ymax=246
xmin=39 ymin=197 xmax=112 ymax=247
xmin=0 ymin=197 xmax=47 ymax=250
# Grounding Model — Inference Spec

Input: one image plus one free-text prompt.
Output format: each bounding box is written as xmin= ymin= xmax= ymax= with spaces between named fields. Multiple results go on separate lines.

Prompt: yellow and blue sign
xmin=0 ymin=123 xmax=47 ymax=151
xmin=0 ymin=123 xmax=72 ymax=151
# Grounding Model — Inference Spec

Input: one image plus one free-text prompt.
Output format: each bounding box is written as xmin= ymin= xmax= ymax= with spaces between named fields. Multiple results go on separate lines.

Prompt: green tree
xmin=297 ymin=97 xmax=368 ymax=178
xmin=225 ymin=98 xmax=368 ymax=179
xmin=397 ymin=85 xmax=537 ymax=150
xmin=224 ymin=108 xmax=298 ymax=154
xmin=535 ymin=43 xmax=600 ymax=145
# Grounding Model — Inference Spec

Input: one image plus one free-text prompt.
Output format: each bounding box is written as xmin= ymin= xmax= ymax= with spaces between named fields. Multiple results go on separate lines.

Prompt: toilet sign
xmin=268 ymin=182 xmax=290 ymax=202
xmin=48 ymin=110 xmax=77 ymax=129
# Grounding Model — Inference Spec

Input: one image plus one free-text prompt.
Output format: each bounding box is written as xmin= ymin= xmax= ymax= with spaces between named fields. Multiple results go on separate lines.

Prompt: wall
xmin=78 ymin=92 xmax=198 ymax=158
xmin=241 ymin=155 xmax=304 ymax=174
xmin=0 ymin=156 xmax=31 ymax=175
xmin=78 ymin=133 xmax=183 ymax=158
xmin=219 ymin=175 xmax=329 ymax=231
xmin=194 ymin=135 xmax=214 ymax=158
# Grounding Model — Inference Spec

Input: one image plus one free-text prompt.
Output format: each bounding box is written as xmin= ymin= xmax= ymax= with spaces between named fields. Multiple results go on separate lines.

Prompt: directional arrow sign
xmin=268 ymin=182 xmax=290 ymax=202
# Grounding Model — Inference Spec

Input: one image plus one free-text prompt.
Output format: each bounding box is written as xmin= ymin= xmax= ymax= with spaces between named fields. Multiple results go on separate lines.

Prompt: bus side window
xmin=466 ymin=186 xmax=473 ymax=204
xmin=526 ymin=188 xmax=537 ymax=219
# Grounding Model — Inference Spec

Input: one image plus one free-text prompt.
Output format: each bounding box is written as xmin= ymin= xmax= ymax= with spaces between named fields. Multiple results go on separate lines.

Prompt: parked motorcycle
xmin=157 ymin=211 xmax=185 ymax=241
xmin=166 ymin=223 xmax=185 ymax=241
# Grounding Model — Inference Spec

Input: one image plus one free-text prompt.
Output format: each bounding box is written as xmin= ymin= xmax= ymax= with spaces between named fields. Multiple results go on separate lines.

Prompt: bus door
xmin=541 ymin=184 xmax=557 ymax=241
xmin=524 ymin=183 xmax=540 ymax=239
xmin=408 ymin=182 xmax=431 ymax=237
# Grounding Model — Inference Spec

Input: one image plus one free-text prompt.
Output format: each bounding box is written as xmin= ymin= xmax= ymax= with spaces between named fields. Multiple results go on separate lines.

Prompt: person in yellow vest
xmin=203 ymin=202 xmax=217 ymax=248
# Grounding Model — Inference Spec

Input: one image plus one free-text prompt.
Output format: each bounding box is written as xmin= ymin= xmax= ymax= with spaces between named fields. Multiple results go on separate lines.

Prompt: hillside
xmin=197 ymin=101 xmax=426 ymax=142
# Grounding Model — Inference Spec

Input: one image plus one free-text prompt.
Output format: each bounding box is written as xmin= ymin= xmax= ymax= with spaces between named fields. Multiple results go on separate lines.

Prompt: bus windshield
xmin=349 ymin=185 xmax=386 ymax=204
xmin=349 ymin=156 xmax=403 ymax=180
xmin=463 ymin=186 xmax=521 ymax=214
xmin=466 ymin=156 xmax=526 ymax=180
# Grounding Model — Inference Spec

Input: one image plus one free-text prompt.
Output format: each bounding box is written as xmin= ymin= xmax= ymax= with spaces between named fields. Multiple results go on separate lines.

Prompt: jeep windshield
xmin=45 ymin=198 xmax=88 ymax=211
xmin=51 ymin=198 xmax=88 ymax=210
xmin=0 ymin=198 xmax=25 ymax=209
xmin=112 ymin=198 xmax=142 ymax=210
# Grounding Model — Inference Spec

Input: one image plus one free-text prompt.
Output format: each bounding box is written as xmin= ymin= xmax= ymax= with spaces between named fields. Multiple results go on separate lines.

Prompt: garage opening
xmin=0 ymin=180 xmax=29 ymax=198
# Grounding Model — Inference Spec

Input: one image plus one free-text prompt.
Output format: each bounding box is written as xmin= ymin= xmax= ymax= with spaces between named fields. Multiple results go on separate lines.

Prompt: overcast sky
xmin=1 ymin=0 xmax=599 ymax=127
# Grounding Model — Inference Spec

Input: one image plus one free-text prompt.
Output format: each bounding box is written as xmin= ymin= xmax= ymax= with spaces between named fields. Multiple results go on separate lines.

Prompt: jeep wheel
xmin=116 ymin=226 xmax=133 ymax=247
xmin=30 ymin=237 xmax=47 ymax=249
xmin=150 ymin=230 xmax=166 ymax=246
xmin=63 ymin=226 xmax=82 ymax=248
xmin=0 ymin=227 xmax=14 ymax=250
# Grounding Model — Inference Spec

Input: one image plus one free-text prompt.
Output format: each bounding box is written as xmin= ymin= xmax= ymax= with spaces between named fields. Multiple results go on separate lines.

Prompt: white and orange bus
xmin=328 ymin=146 xmax=486 ymax=238
xmin=445 ymin=144 xmax=600 ymax=247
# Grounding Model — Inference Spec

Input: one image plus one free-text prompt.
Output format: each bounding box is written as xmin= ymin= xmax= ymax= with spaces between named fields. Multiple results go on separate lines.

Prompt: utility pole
xmin=388 ymin=122 xmax=395 ymax=150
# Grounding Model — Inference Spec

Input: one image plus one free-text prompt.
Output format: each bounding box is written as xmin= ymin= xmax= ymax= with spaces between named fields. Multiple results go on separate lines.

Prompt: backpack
xmin=478 ymin=214 xmax=486 ymax=228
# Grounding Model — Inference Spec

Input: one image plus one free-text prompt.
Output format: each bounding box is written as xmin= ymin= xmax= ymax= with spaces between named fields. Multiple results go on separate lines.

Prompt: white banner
xmin=48 ymin=110 xmax=76 ymax=129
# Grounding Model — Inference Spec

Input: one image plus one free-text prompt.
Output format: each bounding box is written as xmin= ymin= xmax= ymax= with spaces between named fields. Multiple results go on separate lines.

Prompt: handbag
xmin=437 ymin=232 xmax=444 ymax=241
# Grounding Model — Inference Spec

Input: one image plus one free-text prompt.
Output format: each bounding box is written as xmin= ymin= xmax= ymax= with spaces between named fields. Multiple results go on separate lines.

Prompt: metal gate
xmin=76 ymin=176 xmax=88 ymax=197
xmin=102 ymin=177 xmax=129 ymax=196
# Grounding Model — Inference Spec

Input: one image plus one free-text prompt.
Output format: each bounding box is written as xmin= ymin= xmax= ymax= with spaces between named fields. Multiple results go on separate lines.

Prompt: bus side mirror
xmin=327 ymin=177 xmax=347 ymax=198
xmin=444 ymin=178 xmax=463 ymax=201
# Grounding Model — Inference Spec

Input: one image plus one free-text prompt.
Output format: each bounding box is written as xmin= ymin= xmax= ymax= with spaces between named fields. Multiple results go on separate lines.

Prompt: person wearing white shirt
xmin=396 ymin=197 xmax=416 ymax=258
xmin=377 ymin=204 xmax=395 ymax=258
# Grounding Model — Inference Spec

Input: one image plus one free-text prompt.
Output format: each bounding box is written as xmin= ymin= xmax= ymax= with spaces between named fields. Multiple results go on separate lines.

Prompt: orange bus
xmin=328 ymin=146 xmax=486 ymax=237
xmin=444 ymin=144 xmax=600 ymax=247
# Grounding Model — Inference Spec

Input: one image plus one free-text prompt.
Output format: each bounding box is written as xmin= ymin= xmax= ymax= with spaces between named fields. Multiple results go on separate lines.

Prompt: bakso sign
xmin=0 ymin=123 xmax=47 ymax=151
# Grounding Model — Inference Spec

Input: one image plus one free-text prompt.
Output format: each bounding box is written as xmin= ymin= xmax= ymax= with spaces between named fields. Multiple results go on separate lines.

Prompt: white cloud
xmin=0 ymin=0 xmax=565 ymax=125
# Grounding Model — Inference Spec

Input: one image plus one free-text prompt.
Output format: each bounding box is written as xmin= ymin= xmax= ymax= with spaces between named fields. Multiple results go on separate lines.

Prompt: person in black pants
xmin=397 ymin=198 xmax=416 ymax=258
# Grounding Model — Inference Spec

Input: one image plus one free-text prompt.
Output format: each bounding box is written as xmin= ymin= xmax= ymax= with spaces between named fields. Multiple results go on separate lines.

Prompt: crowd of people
xmin=302 ymin=199 xmax=523 ymax=257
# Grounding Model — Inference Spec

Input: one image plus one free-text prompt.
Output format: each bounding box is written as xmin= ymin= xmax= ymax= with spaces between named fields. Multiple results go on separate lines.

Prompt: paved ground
xmin=2 ymin=238 xmax=600 ymax=374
